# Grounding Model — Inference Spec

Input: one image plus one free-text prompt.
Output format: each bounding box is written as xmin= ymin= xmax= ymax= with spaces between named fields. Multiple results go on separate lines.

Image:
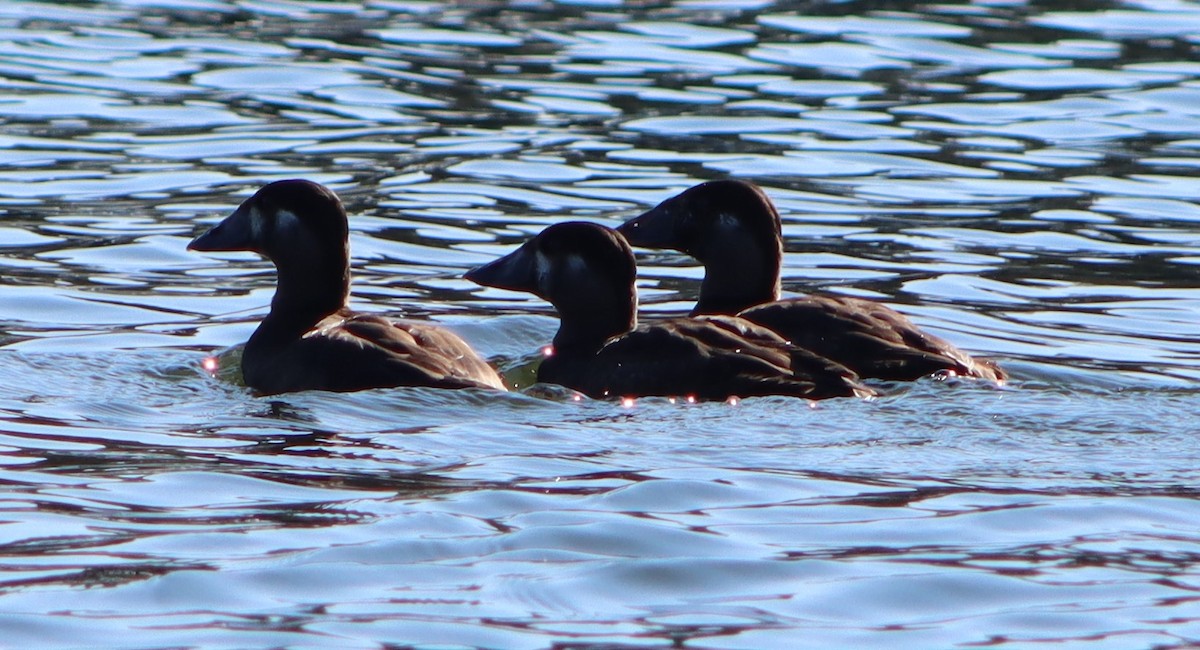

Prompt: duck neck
xmin=693 ymin=241 xmax=781 ymax=315
xmin=253 ymin=253 xmax=350 ymax=346
xmin=550 ymin=292 xmax=637 ymax=357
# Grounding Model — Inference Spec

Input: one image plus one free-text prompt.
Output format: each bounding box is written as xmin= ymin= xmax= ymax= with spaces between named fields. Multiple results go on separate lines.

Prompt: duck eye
xmin=273 ymin=208 xmax=303 ymax=236
xmin=560 ymin=252 xmax=591 ymax=277
xmin=715 ymin=211 xmax=739 ymax=230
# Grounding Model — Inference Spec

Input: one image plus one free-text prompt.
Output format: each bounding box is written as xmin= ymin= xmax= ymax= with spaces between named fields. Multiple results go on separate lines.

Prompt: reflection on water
xmin=1 ymin=0 xmax=1200 ymax=647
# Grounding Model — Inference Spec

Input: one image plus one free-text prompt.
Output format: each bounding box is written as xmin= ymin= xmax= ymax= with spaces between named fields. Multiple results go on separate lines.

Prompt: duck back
xmin=742 ymin=296 xmax=1007 ymax=382
xmin=539 ymin=314 xmax=873 ymax=401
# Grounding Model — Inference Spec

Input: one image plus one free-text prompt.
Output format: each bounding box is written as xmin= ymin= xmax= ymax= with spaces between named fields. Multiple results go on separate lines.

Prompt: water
xmin=1 ymin=0 xmax=1199 ymax=647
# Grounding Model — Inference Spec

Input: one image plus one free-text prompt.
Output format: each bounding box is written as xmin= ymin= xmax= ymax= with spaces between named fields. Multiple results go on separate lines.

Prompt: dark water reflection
xmin=1 ymin=0 xmax=1200 ymax=647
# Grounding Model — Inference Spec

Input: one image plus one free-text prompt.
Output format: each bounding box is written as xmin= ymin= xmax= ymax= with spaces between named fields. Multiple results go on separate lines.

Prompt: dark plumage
xmin=189 ymin=179 xmax=506 ymax=394
xmin=617 ymin=180 xmax=1006 ymax=383
xmin=465 ymin=221 xmax=873 ymax=401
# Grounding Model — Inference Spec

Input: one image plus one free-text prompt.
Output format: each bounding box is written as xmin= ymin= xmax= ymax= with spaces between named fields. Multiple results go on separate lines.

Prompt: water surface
xmin=1 ymin=0 xmax=1200 ymax=647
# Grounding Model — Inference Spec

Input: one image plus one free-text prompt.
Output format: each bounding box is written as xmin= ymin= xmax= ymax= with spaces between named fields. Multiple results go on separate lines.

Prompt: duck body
xmin=617 ymin=179 xmax=1006 ymax=383
xmin=539 ymin=314 xmax=873 ymax=401
xmin=240 ymin=309 xmax=505 ymax=394
xmin=740 ymin=295 xmax=1004 ymax=382
xmin=190 ymin=179 xmax=505 ymax=394
xmin=466 ymin=221 xmax=872 ymax=401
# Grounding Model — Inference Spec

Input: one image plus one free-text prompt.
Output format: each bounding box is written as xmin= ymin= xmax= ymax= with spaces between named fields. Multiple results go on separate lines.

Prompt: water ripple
xmin=0 ymin=1 xmax=1198 ymax=647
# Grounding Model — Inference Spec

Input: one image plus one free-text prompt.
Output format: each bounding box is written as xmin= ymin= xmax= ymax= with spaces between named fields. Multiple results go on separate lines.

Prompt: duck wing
xmin=244 ymin=313 xmax=505 ymax=394
xmin=539 ymin=315 xmax=871 ymax=401
xmin=695 ymin=314 xmax=876 ymax=399
xmin=741 ymin=296 xmax=1006 ymax=382
xmin=336 ymin=314 xmax=507 ymax=391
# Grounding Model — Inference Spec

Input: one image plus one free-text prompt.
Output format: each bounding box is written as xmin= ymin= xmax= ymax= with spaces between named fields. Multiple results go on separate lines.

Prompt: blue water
xmin=1 ymin=1 xmax=1199 ymax=647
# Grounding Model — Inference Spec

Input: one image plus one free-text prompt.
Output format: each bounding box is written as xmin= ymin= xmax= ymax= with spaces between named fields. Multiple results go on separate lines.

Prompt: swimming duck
xmin=617 ymin=180 xmax=1006 ymax=382
xmin=465 ymin=221 xmax=873 ymax=401
xmin=188 ymin=179 xmax=506 ymax=394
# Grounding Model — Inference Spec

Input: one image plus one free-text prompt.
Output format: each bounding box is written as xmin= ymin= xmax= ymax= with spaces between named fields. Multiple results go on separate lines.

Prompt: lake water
xmin=1 ymin=0 xmax=1199 ymax=647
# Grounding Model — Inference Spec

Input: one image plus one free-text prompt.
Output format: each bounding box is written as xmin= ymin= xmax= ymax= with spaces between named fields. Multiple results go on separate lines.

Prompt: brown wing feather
xmin=742 ymin=296 xmax=1007 ymax=382
xmin=245 ymin=313 xmax=505 ymax=394
xmin=336 ymin=315 xmax=507 ymax=391
xmin=538 ymin=315 xmax=872 ymax=401
xmin=344 ymin=316 xmax=507 ymax=391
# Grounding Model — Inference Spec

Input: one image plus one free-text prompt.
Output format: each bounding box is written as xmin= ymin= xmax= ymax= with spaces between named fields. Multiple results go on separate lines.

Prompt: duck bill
xmin=616 ymin=202 xmax=679 ymax=250
xmin=465 ymin=241 xmax=539 ymax=294
xmin=188 ymin=203 xmax=255 ymax=252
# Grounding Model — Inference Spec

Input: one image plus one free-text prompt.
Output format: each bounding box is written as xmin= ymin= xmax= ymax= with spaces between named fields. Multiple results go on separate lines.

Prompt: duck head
xmin=466 ymin=222 xmax=637 ymax=354
xmin=618 ymin=180 xmax=783 ymax=315
xmin=189 ymin=179 xmax=351 ymax=321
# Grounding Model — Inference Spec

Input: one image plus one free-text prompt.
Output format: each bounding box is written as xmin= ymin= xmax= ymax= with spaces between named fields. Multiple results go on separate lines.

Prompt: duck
xmin=188 ymin=179 xmax=506 ymax=394
xmin=617 ymin=179 xmax=1006 ymax=383
xmin=465 ymin=221 xmax=874 ymax=401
